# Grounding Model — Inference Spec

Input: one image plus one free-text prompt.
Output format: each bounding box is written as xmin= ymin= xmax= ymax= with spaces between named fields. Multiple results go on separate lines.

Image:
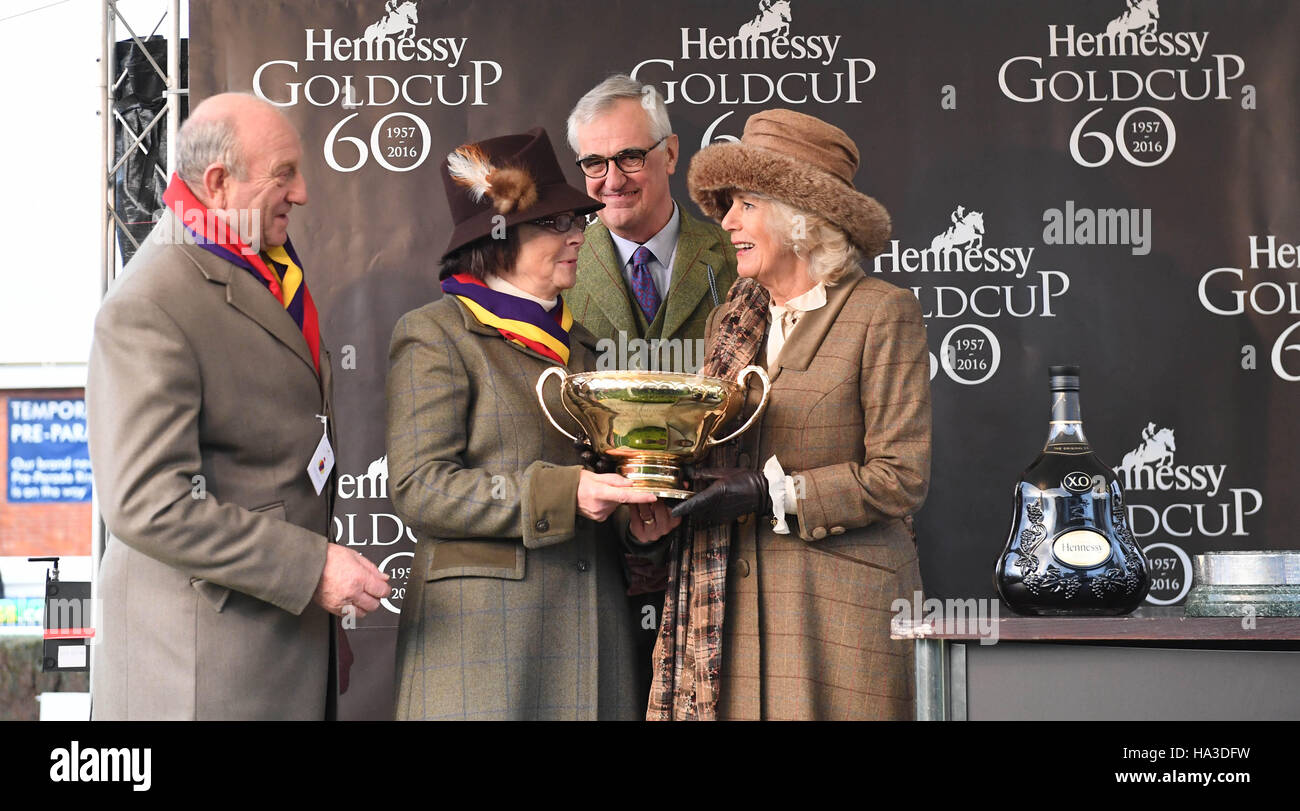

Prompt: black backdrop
xmin=189 ymin=0 xmax=1300 ymax=719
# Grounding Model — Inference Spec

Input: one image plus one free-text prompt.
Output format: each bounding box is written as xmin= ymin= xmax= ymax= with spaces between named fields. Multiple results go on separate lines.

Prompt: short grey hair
xmin=566 ymin=74 xmax=672 ymax=155
xmin=175 ymin=114 xmax=244 ymax=186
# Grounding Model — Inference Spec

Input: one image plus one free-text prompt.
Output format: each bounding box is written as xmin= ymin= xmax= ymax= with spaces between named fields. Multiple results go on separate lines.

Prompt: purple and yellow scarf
xmin=162 ymin=174 xmax=321 ymax=373
xmin=441 ymin=273 xmax=574 ymax=365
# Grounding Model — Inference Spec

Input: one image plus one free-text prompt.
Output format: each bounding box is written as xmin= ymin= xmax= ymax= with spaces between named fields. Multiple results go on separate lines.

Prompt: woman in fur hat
xmin=386 ymin=128 xmax=678 ymax=720
xmin=652 ymin=109 xmax=932 ymax=720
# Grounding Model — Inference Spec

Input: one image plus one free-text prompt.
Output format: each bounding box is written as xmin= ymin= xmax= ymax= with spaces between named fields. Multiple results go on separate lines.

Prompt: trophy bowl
xmin=536 ymin=366 xmax=771 ymax=499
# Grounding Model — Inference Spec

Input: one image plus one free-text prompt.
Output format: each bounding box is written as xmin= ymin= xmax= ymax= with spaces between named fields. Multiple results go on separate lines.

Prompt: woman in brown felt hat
xmin=385 ymin=127 xmax=678 ymax=720
xmin=650 ymin=109 xmax=933 ymax=720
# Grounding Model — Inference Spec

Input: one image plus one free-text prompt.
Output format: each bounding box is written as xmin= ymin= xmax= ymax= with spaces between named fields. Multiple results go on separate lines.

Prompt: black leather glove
xmin=573 ymin=432 xmax=613 ymax=474
xmin=670 ymin=467 xmax=769 ymax=526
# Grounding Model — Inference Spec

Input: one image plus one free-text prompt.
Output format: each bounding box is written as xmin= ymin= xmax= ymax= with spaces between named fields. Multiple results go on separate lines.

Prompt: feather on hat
xmin=446 ymin=144 xmax=540 ymax=214
xmin=438 ymin=127 xmax=602 ymax=268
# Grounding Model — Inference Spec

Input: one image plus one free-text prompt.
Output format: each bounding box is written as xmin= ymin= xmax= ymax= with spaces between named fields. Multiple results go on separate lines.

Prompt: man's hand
xmin=312 ymin=544 xmax=391 ymax=619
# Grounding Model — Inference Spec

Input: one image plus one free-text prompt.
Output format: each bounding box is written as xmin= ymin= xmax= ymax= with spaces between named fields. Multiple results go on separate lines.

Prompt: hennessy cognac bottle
xmin=995 ymin=366 xmax=1150 ymax=615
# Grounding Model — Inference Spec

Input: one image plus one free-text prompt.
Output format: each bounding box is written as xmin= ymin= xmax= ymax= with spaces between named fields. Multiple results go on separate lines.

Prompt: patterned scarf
xmin=161 ymin=174 xmax=321 ymax=372
xmin=647 ymin=278 xmax=771 ymax=720
xmin=441 ymin=273 xmax=574 ymax=365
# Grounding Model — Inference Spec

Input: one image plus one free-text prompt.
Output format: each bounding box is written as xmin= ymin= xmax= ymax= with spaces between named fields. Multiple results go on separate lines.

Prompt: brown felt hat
xmin=439 ymin=127 xmax=602 ymax=270
xmin=687 ymin=109 xmax=891 ymax=257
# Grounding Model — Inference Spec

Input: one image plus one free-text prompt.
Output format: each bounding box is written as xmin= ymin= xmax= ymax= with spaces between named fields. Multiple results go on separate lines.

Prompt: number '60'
xmin=325 ymin=111 xmax=431 ymax=173
xmin=1070 ymin=106 xmax=1176 ymax=168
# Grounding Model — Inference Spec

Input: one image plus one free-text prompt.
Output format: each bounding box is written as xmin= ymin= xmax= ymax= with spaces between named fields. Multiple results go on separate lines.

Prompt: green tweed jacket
xmin=566 ymin=203 xmax=738 ymax=363
xmin=386 ymin=295 xmax=640 ymax=720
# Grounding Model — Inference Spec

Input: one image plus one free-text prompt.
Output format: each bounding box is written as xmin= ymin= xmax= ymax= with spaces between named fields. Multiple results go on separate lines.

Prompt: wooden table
xmin=891 ymin=605 xmax=1300 ymax=720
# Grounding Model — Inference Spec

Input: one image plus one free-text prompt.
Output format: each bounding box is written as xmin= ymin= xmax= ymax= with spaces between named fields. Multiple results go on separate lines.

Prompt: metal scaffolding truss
xmin=100 ymin=0 xmax=185 ymax=295
xmin=94 ymin=0 xmax=185 ymax=705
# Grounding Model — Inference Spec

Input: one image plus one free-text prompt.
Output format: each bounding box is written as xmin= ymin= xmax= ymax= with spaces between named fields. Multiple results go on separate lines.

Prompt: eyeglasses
xmin=575 ymin=137 xmax=667 ymax=178
xmin=527 ymin=212 xmax=583 ymax=233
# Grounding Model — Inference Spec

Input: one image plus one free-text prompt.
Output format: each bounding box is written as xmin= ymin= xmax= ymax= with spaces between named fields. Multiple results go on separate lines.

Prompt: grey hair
xmin=751 ymin=192 xmax=862 ymax=285
xmin=566 ymin=74 xmax=672 ymax=155
xmin=175 ymin=113 xmax=244 ymax=186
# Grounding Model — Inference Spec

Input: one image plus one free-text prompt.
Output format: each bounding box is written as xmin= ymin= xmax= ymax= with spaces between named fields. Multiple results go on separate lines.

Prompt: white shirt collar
xmin=608 ymin=202 xmax=681 ymax=270
xmin=765 ymin=281 xmax=827 ymax=369
xmin=485 ymin=274 xmax=558 ymax=309
xmin=768 ymin=281 xmax=828 ymax=319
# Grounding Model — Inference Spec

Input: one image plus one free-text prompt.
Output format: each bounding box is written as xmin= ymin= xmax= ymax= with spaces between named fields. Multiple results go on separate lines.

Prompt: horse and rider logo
xmin=738 ymin=0 xmax=793 ymax=42
xmin=1106 ymin=0 xmax=1160 ymax=37
xmin=931 ymin=206 xmax=985 ymax=252
xmin=365 ymin=0 xmax=419 ymax=43
xmin=1119 ymin=423 xmax=1176 ymax=472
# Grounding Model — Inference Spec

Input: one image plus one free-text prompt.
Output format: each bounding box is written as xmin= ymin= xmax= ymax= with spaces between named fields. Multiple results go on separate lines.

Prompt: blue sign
xmin=7 ymin=399 xmax=92 ymax=503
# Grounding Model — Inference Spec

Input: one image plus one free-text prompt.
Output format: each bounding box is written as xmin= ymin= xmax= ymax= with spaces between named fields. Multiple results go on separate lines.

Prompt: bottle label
xmin=1053 ymin=529 xmax=1111 ymax=567
xmin=1045 ymin=443 xmax=1091 ymax=454
xmin=1061 ymin=471 xmax=1093 ymax=493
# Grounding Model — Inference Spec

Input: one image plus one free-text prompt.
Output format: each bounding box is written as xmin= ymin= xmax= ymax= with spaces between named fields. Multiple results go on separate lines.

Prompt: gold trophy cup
xmin=535 ymin=366 xmax=771 ymax=499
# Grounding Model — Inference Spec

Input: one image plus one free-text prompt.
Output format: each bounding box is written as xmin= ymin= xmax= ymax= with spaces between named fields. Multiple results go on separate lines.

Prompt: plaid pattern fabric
xmin=654 ymin=272 xmax=932 ymax=720
xmin=648 ymin=279 xmax=769 ymax=721
xmin=387 ymin=296 xmax=640 ymax=720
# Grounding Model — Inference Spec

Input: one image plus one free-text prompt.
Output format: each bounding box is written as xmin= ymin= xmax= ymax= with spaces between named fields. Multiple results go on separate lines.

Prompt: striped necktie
xmin=630 ymin=245 xmax=662 ymax=323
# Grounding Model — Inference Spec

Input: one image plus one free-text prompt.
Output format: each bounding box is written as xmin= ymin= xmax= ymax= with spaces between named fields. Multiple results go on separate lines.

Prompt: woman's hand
xmin=670 ymin=467 xmax=770 ymax=527
xmin=577 ymin=469 xmax=657 ymax=522
xmin=628 ymin=500 xmax=682 ymax=544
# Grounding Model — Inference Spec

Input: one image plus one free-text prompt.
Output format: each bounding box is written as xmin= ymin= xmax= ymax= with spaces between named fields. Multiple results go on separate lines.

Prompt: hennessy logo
xmin=1106 ymin=0 xmax=1160 ymax=38
xmin=337 ymin=454 xmax=388 ymax=500
xmin=931 ymin=206 xmax=985 ymax=253
xmin=874 ymin=205 xmax=1038 ymax=281
xmin=365 ymin=0 xmax=419 ymax=42
xmin=1120 ymin=423 xmax=1176 ymax=472
xmin=1114 ymin=423 xmax=1228 ymax=499
xmin=1112 ymin=422 xmax=1262 ymax=542
xmin=738 ymin=0 xmax=792 ymax=42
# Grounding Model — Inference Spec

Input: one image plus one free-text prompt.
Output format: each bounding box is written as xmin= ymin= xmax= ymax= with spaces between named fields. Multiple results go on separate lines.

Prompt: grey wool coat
xmin=87 ymin=210 xmax=335 ymax=720
xmin=710 ymin=272 xmax=931 ymax=720
xmin=386 ymin=294 xmax=641 ymax=720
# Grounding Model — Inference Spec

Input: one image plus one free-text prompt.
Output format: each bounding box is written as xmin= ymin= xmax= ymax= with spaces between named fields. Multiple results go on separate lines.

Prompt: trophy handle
xmin=535 ymin=365 xmax=580 ymax=442
xmin=706 ymin=365 xmax=771 ymax=447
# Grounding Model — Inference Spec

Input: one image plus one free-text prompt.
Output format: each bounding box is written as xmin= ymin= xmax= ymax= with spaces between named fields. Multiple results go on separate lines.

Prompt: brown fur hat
xmin=687 ymin=109 xmax=891 ymax=257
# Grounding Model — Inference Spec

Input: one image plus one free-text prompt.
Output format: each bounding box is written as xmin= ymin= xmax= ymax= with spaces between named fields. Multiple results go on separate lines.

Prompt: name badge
xmin=307 ymin=415 xmax=334 ymax=495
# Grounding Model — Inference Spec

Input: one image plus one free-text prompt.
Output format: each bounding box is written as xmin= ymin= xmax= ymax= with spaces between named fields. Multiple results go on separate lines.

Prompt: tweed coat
xmin=566 ymin=204 xmax=738 ymax=359
xmin=87 ymin=210 xmax=335 ymax=720
xmin=709 ymin=271 xmax=931 ymax=720
xmin=387 ymin=295 xmax=641 ymax=720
